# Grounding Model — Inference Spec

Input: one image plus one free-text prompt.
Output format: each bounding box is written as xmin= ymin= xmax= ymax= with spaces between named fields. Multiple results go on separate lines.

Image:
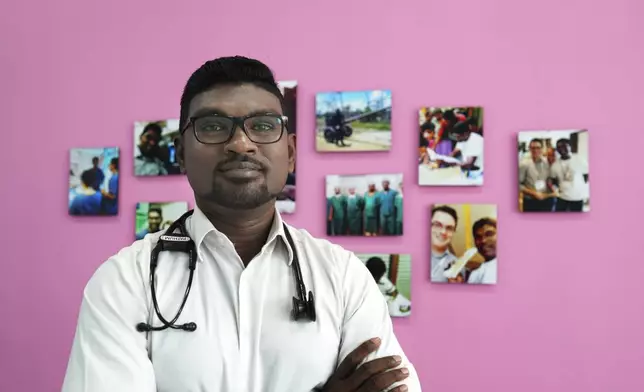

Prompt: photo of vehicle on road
xmin=315 ymin=89 xmax=392 ymax=152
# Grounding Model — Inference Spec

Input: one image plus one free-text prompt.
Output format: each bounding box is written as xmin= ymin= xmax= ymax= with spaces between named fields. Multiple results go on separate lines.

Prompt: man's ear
xmin=175 ymin=136 xmax=186 ymax=174
xmin=287 ymin=133 xmax=296 ymax=173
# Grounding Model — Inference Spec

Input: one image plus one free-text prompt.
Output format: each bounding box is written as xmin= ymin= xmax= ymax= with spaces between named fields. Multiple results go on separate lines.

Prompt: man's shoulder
xmin=283 ymin=224 xmax=361 ymax=273
xmin=86 ymin=232 xmax=162 ymax=293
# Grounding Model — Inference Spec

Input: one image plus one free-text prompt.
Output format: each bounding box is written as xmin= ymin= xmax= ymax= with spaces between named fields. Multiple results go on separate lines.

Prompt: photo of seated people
xmin=430 ymin=204 xmax=498 ymax=285
xmin=133 ymin=120 xmax=182 ymax=176
xmin=326 ymin=173 xmax=403 ymax=237
xmin=355 ymin=253 xmax=411 ymax=317
xmin=68 ymin=147 xmax=119 ymax=216
xmin=135 ymin=201 xmax=189 ymax=240
xmin=418 ymin=106 xmax=484 ymax=186
xmin=276 ymin=81 xmax=297 ymax=214
xmin=518 ymin=130 xmax=590 ymax=212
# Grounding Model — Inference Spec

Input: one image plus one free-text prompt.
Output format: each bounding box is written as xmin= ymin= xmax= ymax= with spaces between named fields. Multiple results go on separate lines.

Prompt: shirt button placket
xmin=238 ymin=271 xmax=250 ymax=390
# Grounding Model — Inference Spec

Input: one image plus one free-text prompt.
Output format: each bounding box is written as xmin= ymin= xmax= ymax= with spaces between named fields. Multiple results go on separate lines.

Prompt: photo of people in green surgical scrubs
xmin=326 ymin=173 xmax=403 ymax=237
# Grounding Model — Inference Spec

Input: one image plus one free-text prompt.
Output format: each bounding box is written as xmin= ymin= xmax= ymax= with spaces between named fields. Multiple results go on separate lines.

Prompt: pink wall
xmin=1 ymin=0 xmax=643 ymax=390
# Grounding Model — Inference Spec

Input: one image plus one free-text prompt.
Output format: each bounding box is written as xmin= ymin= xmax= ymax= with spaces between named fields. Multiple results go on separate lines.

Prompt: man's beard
xmin=208 ymin=178 xmax=279 ymax=209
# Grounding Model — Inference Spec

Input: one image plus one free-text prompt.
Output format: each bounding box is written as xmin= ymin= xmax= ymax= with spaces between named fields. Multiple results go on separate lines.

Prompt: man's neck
xmin=432 ymin=245 xmax=448 ymax=255
xmin=197 ymin=199 xmax=276 ymax=265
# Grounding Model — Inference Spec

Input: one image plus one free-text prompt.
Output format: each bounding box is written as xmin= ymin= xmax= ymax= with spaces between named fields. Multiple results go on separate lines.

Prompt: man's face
xmin=148 ymin=211 xmax=162 ymax=231
xmin=179 ymin=84 xmax=295 ymax=210
xmin=454 ymin=131 xmax=471 ymax=142
xmin=140 ymin=130 xmax=161 ymax=155
xmin=92 ymin=158 xmax=99 ymax=167
xmin=431 ymin=211 xmax=456 ymax=249
xmin=348 ymin=187 xmax=355 ymax=195
xmin=368 ymin=184 xmax=376 ymax=192
xmin=529 ymin=141 xmax=543 ymax=160
xmin=556 ymin=141 xmax=570 ymax=158
xmin=334 ymin=187 xmax=341 ymax=195
xmin=382 ymin=180 xmax=390 ymax=190
xmin=474 ymin=223 xmax=497 ymax=260
xmin=546 ymin=147 xmax=556 ymax=164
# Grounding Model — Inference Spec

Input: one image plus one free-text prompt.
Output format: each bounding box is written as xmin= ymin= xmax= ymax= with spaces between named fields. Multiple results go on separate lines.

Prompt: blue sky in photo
xmin=316 ymin=90 xmax=392 ymax=114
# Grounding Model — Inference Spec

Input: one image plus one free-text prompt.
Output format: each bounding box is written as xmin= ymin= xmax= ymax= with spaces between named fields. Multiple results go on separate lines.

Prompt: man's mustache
xmin=217 ymin=154 xmax=265 ymax=171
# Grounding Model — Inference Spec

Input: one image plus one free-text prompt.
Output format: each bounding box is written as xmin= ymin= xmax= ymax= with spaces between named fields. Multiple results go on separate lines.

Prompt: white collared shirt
xmin=61 ymin=206 xmax=421 ymax=392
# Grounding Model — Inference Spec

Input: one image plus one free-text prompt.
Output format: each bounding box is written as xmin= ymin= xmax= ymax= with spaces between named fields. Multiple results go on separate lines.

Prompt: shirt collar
xmin=187 ymin=205 xmax=294 ymax=266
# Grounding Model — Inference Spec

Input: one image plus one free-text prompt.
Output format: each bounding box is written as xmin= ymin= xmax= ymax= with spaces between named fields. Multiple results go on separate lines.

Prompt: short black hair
xmin=142 ymin=122 xmax=163 ymax=137
xmin=451 ymin=120 xmax=470 ymax=134
xmin=365 ymin=257 xmax=387 ymax=281
xmin=92 ymin=156 xmax=99 ymax=163
xmin=529 ymin=138 xmax=543 ymax=147
xmin=80 ymin=169 xmax=96 ymax=187
xmin=442 ymin=109 xmax=456 ymax=123
xmin=556 ymin=138 xmax=571 ymax=147
xmin=148 ymin=207 xmax=162 ymax=216
xmin=420 ymin=121 xmax=435 ymax=132
xmin=110 ymin=157 xmax=119 ymax=170
xmin=431 ymin=205 xmax=458 ymax=227
xmin=179 ymin=56 xmax=286 ymax=132
xmin=472 ymin=217 xmax=497 ymax=236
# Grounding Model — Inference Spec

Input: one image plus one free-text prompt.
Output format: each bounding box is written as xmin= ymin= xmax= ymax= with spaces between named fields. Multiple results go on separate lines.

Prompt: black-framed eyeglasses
xmin=182 ymin=113 xmax=288 ymax=145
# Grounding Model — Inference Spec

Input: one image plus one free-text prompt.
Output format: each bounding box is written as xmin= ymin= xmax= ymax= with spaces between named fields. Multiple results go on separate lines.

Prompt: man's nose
xmin=225 ymin=126 xmax=257 ymax=154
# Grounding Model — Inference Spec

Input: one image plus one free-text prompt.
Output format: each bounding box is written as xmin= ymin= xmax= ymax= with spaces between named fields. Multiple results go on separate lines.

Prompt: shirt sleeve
xmin=338 ymin=253 xmax=422 ymax=391
xmin=519 ymin=161 xmax=528 ymax=185
xmin=61 ymin=252 xmax=156 ymax=392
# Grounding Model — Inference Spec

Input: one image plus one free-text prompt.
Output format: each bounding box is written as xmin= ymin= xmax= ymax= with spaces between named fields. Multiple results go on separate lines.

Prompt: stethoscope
xmin=135 ymin=209 xmax=316 ymax=333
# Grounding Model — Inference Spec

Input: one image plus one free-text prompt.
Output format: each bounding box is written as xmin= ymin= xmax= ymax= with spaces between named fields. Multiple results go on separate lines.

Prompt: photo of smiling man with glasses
xmin=430 ymin=204 xmax=498 ymax=285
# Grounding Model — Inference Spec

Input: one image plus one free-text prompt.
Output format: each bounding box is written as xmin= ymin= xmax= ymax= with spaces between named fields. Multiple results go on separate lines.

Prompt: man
xmin=550 ymin=138 xmax=589 ymax=212
xmin=330 ymin=108 xmax=349 ymax=147
xmin=135 ymin=122 xmax=169 ymax=176
xmin=62 ymin=56 xmax=420 ymax=392
xmin=69 ymin=170 xmax=102 ymax=216
xmin=394 ymin=183 xmax=403 ymax=235
xmin=88 ymin=156 xmax=105 ymax=191
xmin=328 ymin=187 xmax=347 ymax=235
xmin=467 ymin=218 xmax=498 ymax=285
xmin=449 ymin=120 xmax=484 ymax=179
xmin=430 ymin=206 xmax=459 ymax=283
xmin=136 ymin=206 xmax=165 ymax=240
xmin=377 ymin=180 xmax=398 ymax=235
xmin=363 ymin=183 xmax=380 ymax=236
xmin=519 ymin=138 xmax=554 ymax=212
xmin=99 ymin=158 xmax=119 ymax=215
xmin=346 ymin=187 xmax=364 ymax=236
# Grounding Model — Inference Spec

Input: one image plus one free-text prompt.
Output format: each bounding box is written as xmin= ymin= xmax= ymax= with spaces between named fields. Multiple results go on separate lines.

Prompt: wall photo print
xmin=134 ymin=120 xmax=182 ymax=176
xmin=277 ymin=80 xmax=297 ymax=214
xmin=418 ymin=106 xmax=484 ymax=186
xmin=356 ymin=253 xmax=411 ymax=317
xmin=431 ymin=204 xmax=497 ymax=285
xmin=326 ymin=173 xmax=403 ymax=237
xmin=135 ymin=201 xmax=189 ymax=240
xmin=518 ymin=129 xmax=590 ymax=212
xmin=68 ymin=147 xmax=119 ymax=216
xmin=316 ymin=89 xmax=392 ymax=152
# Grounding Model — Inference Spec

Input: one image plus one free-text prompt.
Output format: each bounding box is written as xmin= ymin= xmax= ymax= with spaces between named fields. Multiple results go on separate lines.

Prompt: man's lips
xmin=219 ymin=162 xmax=262 ymax=172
